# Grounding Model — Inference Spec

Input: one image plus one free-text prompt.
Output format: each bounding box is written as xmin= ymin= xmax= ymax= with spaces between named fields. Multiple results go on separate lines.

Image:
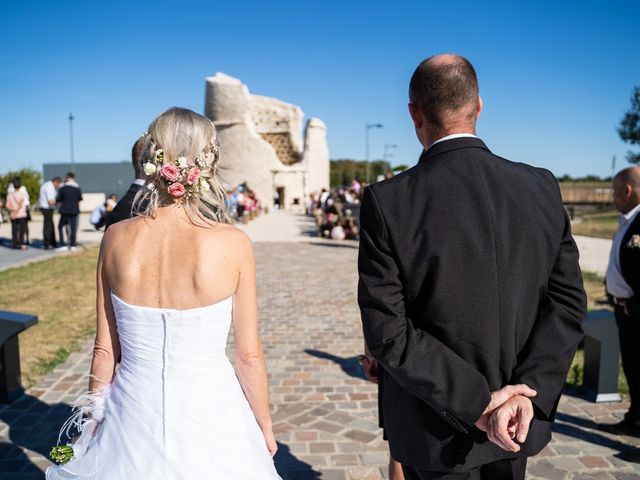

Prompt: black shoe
xmin=598 ymin=420 xmax=640 ymax=438
xmin=620 ymin=448 xmax=640 ymax=463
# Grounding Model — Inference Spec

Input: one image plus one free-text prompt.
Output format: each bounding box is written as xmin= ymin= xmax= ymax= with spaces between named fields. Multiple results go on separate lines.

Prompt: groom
xmin=358 ymin=54 xmax=586 ymax=480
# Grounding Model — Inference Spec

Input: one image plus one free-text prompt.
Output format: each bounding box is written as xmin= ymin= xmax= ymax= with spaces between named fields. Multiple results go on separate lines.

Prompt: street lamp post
xmin=383 ymin=143 xmax=398 ymax=163
xmin=68 ymin=112 xmax=75 ymax=173
xmin=365 ymin=122 xmax=383 ymax=183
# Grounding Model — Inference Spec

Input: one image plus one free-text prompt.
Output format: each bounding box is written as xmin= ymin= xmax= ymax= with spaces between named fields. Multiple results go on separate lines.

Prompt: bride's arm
xmin=232 ymin=234 xmax=277 ymax=455
xmin=88 ymin=238 xmax=120 ymax=392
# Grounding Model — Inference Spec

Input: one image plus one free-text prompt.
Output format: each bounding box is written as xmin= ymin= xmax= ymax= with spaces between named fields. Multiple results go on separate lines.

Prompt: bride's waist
xmin=117 ymin=355 xmax=235 ymax=377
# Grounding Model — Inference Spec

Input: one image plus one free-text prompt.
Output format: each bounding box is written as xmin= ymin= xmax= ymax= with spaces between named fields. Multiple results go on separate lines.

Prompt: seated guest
xmin=89 ymin=198 xmax=116 ymax=231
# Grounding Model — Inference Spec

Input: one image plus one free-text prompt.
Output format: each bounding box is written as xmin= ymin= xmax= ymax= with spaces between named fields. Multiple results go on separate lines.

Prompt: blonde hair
xmin=133 ymin=107 xmax=229 ymax=226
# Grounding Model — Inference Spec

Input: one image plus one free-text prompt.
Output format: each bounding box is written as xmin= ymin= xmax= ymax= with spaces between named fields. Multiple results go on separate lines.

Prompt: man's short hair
xmin=132 ymin=137 xmax=146 ymax=179
xmin=52 ymin=176 xmax=62 ymax=183
xmin=615 ymin=166 xmax=640 ymax=190
xmin=66 ymin=172 xmax=75 ymax=179
xmin=409 ymin=54 xmax=479 ymax=128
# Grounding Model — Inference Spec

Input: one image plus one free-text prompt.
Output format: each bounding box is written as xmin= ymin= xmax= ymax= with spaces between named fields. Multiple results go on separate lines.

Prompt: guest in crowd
xmin=313 ymin=186 xmax=362 ymax=240
xmin=89 ymin=198 xmax=116 ymax=231
xmin=600 ymin=167 xmax=640 ymax=451
xmin=38 ymin=176 xmax=62 ymax=248
xmin=5 ymin=176 xmax=30 ymax=249
xmin=56 ymin=172 xmax=83 ymax=251
xmin=226 ymin=182 xmax=260 ymax=222
xmin=106 ymin=137 xmax=146 ymax=229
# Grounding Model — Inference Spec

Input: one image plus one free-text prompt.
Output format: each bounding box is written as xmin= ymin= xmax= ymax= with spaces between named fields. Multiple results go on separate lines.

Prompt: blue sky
xmin=0 ymin=0 xmax=638 ymax=178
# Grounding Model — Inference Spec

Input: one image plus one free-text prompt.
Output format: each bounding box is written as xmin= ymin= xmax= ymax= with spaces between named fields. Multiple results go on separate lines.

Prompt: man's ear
xmin=475 ymin=96 xmax=483 ymax=120
xmin=408 ymin=103 xmax=423 ymax=129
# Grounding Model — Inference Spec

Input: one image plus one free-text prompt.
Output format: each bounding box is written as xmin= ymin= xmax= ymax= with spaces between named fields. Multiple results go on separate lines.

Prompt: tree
xmin=329 ymin=159 xmax=392 ymax=187
xmin=618 ymin=86 xmax=640 ymax=164
xmin=0 ymin=169 xmax=43 ymax=205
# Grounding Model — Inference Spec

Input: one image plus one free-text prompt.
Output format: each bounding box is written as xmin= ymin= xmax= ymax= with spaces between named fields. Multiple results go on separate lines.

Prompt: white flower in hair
xmin=143 ymin=162 xmax=157 ymax=176
xmin=176 ymin=156 xmax=188 ymax=168
xmin=199 ymin=176 xmax=210 ymax=191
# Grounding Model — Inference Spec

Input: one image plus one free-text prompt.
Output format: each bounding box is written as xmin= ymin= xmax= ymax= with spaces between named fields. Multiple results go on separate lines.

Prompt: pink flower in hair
xmin=160 ymin=163 xmax=180 ymax=181
xmin=167 ymin=182 xmax=185 ymax=197
xmin=186 ymin=167 xmax=201 ymax=185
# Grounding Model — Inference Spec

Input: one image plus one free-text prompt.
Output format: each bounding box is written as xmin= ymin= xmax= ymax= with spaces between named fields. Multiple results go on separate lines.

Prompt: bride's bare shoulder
xmin=99 ymin=217 xmax=146 ymax=252
xmin=207 ymin=223 xmax=253 ymax=254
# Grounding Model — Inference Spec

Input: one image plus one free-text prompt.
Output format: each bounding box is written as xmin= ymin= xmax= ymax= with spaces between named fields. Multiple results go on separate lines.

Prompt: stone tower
xmin=204 ymin=72 xmax=329 ymax=209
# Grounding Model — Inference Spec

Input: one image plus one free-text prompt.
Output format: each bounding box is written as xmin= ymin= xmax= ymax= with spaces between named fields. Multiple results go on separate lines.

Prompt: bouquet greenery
xmin=50 ymin=444 xmax=74 ymax=465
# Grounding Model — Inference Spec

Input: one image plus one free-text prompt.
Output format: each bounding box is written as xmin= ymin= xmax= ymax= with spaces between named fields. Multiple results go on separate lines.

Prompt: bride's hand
xmin=262 ymin=427 xmax=278 ymax=457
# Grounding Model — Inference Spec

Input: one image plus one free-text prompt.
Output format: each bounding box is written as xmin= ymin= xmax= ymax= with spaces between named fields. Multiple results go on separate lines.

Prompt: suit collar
xmin=418 ymin=137 xmax=490 ymax=165
xmin=128 ymin=183 xmax=143 ymax=193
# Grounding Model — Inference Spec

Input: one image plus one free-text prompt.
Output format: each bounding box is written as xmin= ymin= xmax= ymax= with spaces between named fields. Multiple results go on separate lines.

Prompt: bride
xmin=47 ymin=107 xmax=282 ymax=479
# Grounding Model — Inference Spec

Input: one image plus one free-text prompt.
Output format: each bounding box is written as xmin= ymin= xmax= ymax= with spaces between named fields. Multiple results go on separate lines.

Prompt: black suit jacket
xmin=358 ymin=137 xmax=586 ymax=471
xmin=621 ymin=210 xmax=640 ymax=316
xmin=56 ymin=184 xmax=83 ymax=215
xmin=105 ymin=183 xmax=143 ymax=230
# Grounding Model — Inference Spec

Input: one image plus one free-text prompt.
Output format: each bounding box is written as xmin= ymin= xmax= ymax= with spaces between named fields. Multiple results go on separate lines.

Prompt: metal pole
xmin=365 ymin=122 xmax=383 ymax=184
xmin=365 ymin=123 xmax=370 ymax=183
xmin=384 ymin=144 xmax=398 ymax=163
xmin=68 ymin=112 xmax=75 ymax=173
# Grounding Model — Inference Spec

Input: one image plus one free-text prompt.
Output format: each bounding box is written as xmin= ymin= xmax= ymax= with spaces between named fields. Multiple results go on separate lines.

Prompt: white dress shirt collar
xmin=428 ymin=133 xmax=477 ymax=150
xmin=622 ymin=202 xmax=640 ymax=225
xmin=134 ymin=179 xmax=146 ymax=186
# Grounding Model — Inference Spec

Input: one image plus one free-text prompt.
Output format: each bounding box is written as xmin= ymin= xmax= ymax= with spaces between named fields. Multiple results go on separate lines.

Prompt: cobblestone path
xmin=1 ymin=242 xmax=640 ymax=479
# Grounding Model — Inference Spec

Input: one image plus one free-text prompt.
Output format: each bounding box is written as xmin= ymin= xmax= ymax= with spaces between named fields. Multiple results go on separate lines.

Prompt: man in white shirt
xmin=600 ymin=166 xmax=640 ymax=440
xmin=38 ymin=176 xmax=62 ymax=248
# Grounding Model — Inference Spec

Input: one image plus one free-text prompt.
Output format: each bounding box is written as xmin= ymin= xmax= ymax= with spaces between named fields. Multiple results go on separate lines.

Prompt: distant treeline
xmin=557 ymin=174 xmax=611 ymax=183
xmin=330 ymin=159 xmax=410 ymax=188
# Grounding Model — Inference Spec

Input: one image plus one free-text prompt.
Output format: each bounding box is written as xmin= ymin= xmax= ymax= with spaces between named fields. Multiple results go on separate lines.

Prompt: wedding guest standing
xmin=105 ymin=137 xmax=146 ymax=229
xmin=599 ymin=167 xmax=640 ymax=441
xmin=38 ymin=176 xmax=62 ymax=248
xmin=5 ymin=177 xmax=29 ymax=249
xmin=56 ymin=172 xmax=83 ymax=251
xmin=358 ymin=54 xmax=585 ymax=480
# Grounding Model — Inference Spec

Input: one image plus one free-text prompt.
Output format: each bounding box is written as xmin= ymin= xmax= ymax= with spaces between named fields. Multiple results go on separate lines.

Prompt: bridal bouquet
xmin=49 ymin=386 xmax=109 ymax=465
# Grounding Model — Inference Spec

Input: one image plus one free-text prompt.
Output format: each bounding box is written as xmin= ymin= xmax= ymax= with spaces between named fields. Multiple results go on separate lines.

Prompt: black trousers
xmin=402 ymin=457 xmax=527 ymax=480
xmin=616 ymin=305 xmax=640 ymax=426
xmin=11 ymin=217 xmax=28 ymax=248
xmin=41 ymin=208 xmax=57 ymax=247
xmin=58 ymin=213 xmax=79 ymax=247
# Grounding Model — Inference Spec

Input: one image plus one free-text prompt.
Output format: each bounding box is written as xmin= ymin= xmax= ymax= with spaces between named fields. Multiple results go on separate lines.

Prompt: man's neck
xmin=426 ymin=131 xmax=477 ymax=150
xmin=424 ymin=126 xmax=476 ymax=150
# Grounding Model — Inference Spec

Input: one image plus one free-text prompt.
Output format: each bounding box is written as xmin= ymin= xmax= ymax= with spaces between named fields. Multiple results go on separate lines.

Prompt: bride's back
xmin=97 ymin=106 xmax=244 ymax=310
xmin=102 ymin=208 xmax=246 ymax=310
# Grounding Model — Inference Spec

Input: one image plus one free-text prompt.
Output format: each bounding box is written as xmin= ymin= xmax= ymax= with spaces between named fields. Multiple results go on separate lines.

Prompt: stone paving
xmin=1 ymin=219 xmax=640 ymax=478
xmin=0 ymin=212 xmax=103 ymax=271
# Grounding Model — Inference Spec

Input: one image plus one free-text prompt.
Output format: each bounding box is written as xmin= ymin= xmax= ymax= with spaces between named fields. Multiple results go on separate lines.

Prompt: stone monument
xmin=204 ymin=72 xmax=330 ymax=210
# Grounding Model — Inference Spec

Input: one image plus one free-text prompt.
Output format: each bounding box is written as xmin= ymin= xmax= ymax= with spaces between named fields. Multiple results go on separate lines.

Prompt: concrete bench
xmin=0 ymin=310 xmax=38 ymax=403
xmin=582 ymin=309 xmax=622 ymax=402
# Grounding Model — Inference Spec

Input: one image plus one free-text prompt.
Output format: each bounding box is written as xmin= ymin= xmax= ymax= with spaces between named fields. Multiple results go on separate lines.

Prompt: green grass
xmin=571 ymin=210 xmax=618 ymax=239
xmin=0 ymin=246 xmax=100 ymax=388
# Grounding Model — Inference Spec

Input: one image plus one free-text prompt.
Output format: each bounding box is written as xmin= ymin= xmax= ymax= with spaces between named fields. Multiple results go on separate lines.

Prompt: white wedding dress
xmin=47 ymin=292 xmax=282 ymax=479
